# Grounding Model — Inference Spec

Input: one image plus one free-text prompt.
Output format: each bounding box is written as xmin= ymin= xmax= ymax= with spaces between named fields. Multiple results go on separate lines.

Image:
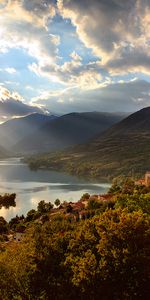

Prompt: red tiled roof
xmin=99 ymin=194 xmax=113 ymax=200
xmin=73 ymin=202 xmax=85 ymax=209
xmin=79 ymin=210 xmax=88 ymax=215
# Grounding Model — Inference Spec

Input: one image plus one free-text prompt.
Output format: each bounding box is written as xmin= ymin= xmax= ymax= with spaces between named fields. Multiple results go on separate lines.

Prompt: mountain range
xmin=0 ymin=113 xmax=57 ymax=150
xmin=0 ymin=111 xmax=126 ymax=155
xmin=2 ymin=107 xmax=149 ymax=180
xmin=27 ymin=107 xmax=150 ymax=179
xmin=0 ymin=144 xmax=10 ymax=158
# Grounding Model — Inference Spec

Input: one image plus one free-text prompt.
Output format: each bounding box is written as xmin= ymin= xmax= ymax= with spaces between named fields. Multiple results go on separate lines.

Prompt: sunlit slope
xmin=27 ymin=107 xmax=150 ymax=179
xmin=0 ymin=144 xmax=10 ymax=158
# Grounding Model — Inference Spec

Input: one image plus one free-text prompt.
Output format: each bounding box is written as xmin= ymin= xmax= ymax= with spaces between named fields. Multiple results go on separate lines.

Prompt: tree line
xmin=0 ymin=178 xmax=150 ymax=299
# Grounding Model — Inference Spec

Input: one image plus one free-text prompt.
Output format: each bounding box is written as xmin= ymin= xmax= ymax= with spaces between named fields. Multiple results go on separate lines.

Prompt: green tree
xmin=37 ymin=200 xmax=53 ymax=214
xmin=0 ymin=193 xmax=16 ymax=209
xmin=9 ymin=215 xmax=20 ymax=230
xmin=108 ymin=176 xmax=135 ymax=195
xmin=115 ymin=192 xmax=150 ymax=214
xmin=0 ymin=217 xmax=8 ymax=234
xmin=45 ymin=201 xmax=53 ymax=211
xmin=37 ymin=200 xmax=47 ymax=213
xmin=1 ymin=206 xmax=150 ymax=299
xmin=66 ymin=204 xmax=73 ymax=213
xmin=80 ymin=193 xmax=90 ymax=200
xmin=65 ymin=209 xmax=150 ymax=299
xmin=54 ymin=198 xmax=61 ymax=207
xmin=87 ymin=197 xmax=101 ymax=210
xmin=26 ymin=209 xmax=37 ymax=222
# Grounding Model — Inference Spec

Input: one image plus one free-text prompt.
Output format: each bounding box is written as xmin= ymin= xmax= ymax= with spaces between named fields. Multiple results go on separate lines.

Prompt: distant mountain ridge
xmin=0 ymin=113 xmax=57 ymax=150
xmin=0 ymin=144 xmax=10 ymax=158
xmin=102 ymin=106 xmax=150 ymax=137
xmin=12 ymin=111 xmax=127 ymax=154
xmin=27 ymin=107 xmax=150 ymax=179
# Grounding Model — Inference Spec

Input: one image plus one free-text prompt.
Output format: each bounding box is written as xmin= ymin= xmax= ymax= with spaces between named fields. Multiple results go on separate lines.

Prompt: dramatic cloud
xmin=0 ymin=85 xmax=49 ymax=122
xmin=0 ymin=0 xmax=58 ymax=63
xmin=58 ymin=0 xmax=150 ymax=75
xmin=29 ymin=52 xmax=104 ymax=89
xmin=32 ymin=79 xmax=150 ymax=114
xmin=0 ymin=0 xmax=150 ymax=116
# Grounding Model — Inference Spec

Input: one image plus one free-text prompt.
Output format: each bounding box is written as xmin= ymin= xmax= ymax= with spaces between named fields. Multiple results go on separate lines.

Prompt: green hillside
xmin=0 ymin=145 xmax=10 ymax=159
xmin=14 ymin=112 xmax=126 ymax=154
xmin=26 ymin=107 xmax=150 ymax=180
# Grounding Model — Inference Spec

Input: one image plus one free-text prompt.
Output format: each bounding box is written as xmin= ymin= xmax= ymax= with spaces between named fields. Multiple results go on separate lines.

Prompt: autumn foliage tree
xmin=0 ymin=208 xmax=150 ymax=299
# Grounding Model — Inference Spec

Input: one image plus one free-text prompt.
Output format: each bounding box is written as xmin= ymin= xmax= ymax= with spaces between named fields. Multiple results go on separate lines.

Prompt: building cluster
xmin=135 ymin=171 xmax=150 ymax=186
xmin=52 ymin=193 xmax=114 ymax=222
xmin=4 ymin=225 xmax=26 ymax=243
xmin=5 ymin=172 xmax=150 ymax=244
xmin=3 ymin=193 xmax=114 ymax=244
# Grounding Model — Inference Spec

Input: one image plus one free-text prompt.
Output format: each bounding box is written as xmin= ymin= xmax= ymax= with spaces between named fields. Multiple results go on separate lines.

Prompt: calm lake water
xmin=0 ymin=158 xmax=110 ymax=221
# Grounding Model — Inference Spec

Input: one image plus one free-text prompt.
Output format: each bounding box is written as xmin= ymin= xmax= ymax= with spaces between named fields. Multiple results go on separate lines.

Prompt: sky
xmin=0 ymin=0 xmax=150 ymax=122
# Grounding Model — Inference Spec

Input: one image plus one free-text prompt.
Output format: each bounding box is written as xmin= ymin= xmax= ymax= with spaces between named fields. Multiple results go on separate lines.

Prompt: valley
xmin=1 ymin=107 xmax=150 ymax=180
xmin=25 ymin=107 xmax=150 ymax=180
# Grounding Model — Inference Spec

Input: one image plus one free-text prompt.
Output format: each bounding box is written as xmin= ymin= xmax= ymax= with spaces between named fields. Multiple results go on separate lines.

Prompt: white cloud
xmin=31 ymin=79 xmax=150 ymax=114
xmin=70 ymin=51 xmax=82 ymax=61
xmin=29 ymin=55 xmax=104 ymax=89
xmin=25 ymin=85 xmax=34 ymax=90
xmin=0 ymin=0 xmax=150 ymax=115
xmin=5 ymin=67 xmax=17 ymax=74
xmin=0 ymin=1 xmax=106 ymax=89
xmin=0 ymin=0 xmax=58 ymax=65
xmin=0 ymin=85 xmax=49 ymax=122
xmin=58 ymin=0 xmax=150 ymax=75
xmin=57 ymin=98 xmax=64 ymax=103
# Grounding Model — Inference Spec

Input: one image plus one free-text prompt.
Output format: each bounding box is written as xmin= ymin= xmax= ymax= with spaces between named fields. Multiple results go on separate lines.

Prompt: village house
xmin=65 ymin=213 xmax=77 ymax=222
xmin=135 ymin=171 xmax=150 ymax=187
xmin=72 ymin=201 xmax=85 ymax=212
xmin=98 ymin=194 xmax=114 ymax=201
xmin=80 ymin=198 xmax=89 ymax=208
xmin=135 ymin=178 xmax=145 ymax=186
xmin=79 ymin=210 xmax=89 ymax=220
xmin=13 ymin=225 xmax=26 ymax=242
xmin=145 ymin=172 xmax=150 ymax=186
xmin=7 ymin=233 xmax=14 ymax=242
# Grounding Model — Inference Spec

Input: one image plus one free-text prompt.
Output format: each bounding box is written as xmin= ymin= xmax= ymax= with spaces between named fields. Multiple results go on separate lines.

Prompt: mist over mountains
xmin=1 ymin=107 xmax=150 ymax=179
xmin=26 ymin=107 xmax=150 ymax=179
xmin=0 ymin=113 xmax=57 ymax=149
xmin=0 ymin=111 xmax=127 ymax=156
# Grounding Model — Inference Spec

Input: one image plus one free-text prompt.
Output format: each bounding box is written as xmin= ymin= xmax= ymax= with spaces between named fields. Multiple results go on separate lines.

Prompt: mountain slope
xmin=0 ymin=113 xmax=57 ymax=149
xmin=0 ymin=145 xmax=10 ymax=158
xmin=13 ymin=112 xmax=126 ymax=154
xmin=27 ymin=107 xmax=150 ymax=179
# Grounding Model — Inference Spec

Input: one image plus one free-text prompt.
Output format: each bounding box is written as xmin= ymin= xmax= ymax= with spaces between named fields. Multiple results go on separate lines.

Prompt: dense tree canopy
xmin=1 ymin=209 xmax=150 ymax=299
xmin=1 ymin=181 xmax=150 ymax=299
xmin=0 ymin=193 xmax=16 ymax=209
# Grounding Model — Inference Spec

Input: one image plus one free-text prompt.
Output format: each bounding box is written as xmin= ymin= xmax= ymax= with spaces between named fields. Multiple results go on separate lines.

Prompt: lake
xmin=0 ymin=158 xmax=110 ymax=221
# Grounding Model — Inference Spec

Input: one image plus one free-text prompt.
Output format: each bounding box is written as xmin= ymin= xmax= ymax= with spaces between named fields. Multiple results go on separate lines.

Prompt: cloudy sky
xmin=0 ymin=0 xmax=150 ymax=122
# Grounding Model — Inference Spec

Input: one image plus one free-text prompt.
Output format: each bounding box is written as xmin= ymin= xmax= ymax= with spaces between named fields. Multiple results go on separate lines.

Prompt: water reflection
xmin=0 ymin=158 xmax=110 ymax=221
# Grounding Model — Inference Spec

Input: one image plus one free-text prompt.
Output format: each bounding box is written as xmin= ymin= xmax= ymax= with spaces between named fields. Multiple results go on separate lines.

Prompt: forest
xmin=0 ymin=178 xmax=150 ymax=299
